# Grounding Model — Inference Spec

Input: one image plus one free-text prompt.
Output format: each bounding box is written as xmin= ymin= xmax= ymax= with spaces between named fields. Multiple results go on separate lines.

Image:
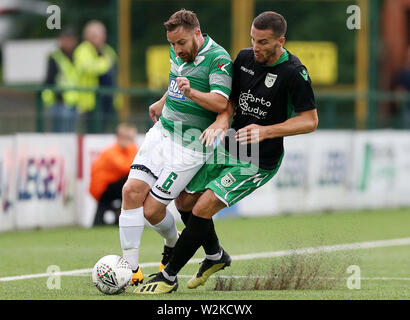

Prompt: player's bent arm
xmin=266 ymin=108 xmax=319 ymax=138
xmin=236 ymin=109 xmax=318 ymax=144
xmin=200 ymin=100 xmax=234 ymax=146
xmin=154 ymin=91 xmax=168 ymax=109
xmin=149 ymin=91 xmax=167 ymax=123
xmin=211 ymin=99 xmax=234 ymax=123
xmin=217 ymin=99 xmax=235 ymax=121
xmin=189 ymin=89 xmax=228 ymax=113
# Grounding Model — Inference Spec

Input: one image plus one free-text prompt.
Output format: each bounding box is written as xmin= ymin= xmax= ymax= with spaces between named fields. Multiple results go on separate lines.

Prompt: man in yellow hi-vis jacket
xmin=42 ymin=28 xmax=79 ymax=132
xmin=74 ymin=20 xmax=118 ymax=132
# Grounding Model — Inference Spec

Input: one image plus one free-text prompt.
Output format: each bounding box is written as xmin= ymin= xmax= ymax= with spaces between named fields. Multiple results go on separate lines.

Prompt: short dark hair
xmin=164 ymin=9 xmax=200 ymax=32
xmin=252 ymin=11 xmax=287 ymax=38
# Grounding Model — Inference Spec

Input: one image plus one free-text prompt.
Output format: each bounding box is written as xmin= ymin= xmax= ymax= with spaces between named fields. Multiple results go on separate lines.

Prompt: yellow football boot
xmin=187 ymin=249 xmax=231 ymax=289
xmin=134 ymin=272 xmax=178 ymax=294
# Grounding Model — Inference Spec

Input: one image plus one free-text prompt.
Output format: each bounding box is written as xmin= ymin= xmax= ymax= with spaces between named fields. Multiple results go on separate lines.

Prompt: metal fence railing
xmin=0 ymin=85 xmax=163 ymax=134
xmin=315 ymin=90 xmax=410 ymax=130
xmin=0 ymin=85 xmax=409 ymax=134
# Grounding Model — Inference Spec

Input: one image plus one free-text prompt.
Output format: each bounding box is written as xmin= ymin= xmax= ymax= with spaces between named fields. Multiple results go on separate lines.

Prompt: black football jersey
xmin=222 ymin=47 xmax=317 ymax=170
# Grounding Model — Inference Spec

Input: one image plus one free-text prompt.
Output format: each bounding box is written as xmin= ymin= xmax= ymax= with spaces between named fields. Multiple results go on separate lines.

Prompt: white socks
xmin=119 ymin=207 xmax=179 ymax=270
xmin=151 ymin=209 xmax=179 ymax=248
xmin=161 ymin=268 xmax=177 ymax=282
xmin=119 ymin=207 xmax=145 ymax=271
xmin=206 ymin=249 xmax=223 ymax=261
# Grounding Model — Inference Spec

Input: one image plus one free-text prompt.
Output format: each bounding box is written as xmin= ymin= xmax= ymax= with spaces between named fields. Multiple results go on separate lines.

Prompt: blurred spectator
xmin=41 ymin=28 xmax=79 ymax=132
xmin=395 ymin=46 xmax=410 ymax=126
xmin=74 ymin=20 xmax=118 ymax=133
xmin=89 ymin=123 xmax=138 ymax=226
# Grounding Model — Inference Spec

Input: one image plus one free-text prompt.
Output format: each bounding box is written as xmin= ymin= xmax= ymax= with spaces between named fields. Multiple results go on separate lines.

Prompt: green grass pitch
xmin=0 ymin=208 xmax=410 ymax=300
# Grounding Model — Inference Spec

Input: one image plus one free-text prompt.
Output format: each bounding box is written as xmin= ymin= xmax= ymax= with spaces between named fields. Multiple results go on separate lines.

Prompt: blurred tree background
xmin=2 ymin=0 xmax=382 ymax=132
xmin=2 ymin=0 xmax=356 ymax=86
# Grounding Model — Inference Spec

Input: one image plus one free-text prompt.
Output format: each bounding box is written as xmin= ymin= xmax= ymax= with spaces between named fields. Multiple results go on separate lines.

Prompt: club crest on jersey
xmin=264 ymin=73 xmax=277 ymax=88
xmin=221 ymin=173 xmax=236 ymax=187
xmin=168 ymin=77 xmax=185 ymax=100
xmin=194 ymin=55 xmax=205 ymax=66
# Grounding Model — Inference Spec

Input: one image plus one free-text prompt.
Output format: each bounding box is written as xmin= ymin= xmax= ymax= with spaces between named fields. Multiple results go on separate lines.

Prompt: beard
xmin=254 ymin=43 xmax=280 ymax=65
xmin=179 ymin=39 xmax=199 ymax=63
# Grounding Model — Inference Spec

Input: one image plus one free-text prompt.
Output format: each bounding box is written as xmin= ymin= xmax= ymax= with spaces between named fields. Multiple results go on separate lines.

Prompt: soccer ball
xmin=92 ymin=255 xmax=133 ymax=295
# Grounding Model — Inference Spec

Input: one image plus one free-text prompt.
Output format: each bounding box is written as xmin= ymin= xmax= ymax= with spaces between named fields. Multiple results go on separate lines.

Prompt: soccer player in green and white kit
xmin=136 ymin=11 xmax=319 ymax=294
xmin=119 ymin=9 xmax=233 ymax=287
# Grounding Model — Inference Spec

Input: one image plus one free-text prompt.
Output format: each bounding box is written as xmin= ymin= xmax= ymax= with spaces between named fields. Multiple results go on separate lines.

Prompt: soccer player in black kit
xmin=136 ymin=11 xmax=319 ymax=294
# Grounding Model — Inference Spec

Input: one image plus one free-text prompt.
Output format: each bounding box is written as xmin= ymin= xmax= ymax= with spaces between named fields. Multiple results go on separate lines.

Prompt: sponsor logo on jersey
xmin=168 ymin=77 xmax=186 ymax=101
xmin=221 ymin=173 xmax=236 ymax=187
xmin=238 ymin=90 xmax=270 ymax=119
xmin=240 ymin=66 xmax=255 ymax=76
xmin=239 ymin=90 xmax=271 ymax=107
xmin=264 ymin=73 xmax=277 ymax=88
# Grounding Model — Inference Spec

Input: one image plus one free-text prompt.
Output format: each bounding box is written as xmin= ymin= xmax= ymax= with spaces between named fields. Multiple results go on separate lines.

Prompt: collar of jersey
xmin=266 ymin=48 xmax=289 ymax=67
xmin=197 ymin=34 xmax=213 ymax=56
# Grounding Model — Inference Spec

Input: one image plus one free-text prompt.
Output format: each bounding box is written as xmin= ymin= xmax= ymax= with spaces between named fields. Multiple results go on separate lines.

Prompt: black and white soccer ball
xmin=92 ymin=255 xmax=132 ymax=295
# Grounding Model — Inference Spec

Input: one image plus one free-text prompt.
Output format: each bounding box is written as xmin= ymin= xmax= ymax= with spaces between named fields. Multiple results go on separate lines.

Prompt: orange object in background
xmin=381 ymin=0 xmax=410 ymax=90
xmin=89 ymin=123 xmax=138 ymax=201
xmin=89 ymin=142 xmax=138 ymax=201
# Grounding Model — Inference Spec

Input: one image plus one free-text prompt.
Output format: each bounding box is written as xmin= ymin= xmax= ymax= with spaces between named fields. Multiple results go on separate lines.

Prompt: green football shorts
xmin=185 ymin=146 xmax=283 ymax=207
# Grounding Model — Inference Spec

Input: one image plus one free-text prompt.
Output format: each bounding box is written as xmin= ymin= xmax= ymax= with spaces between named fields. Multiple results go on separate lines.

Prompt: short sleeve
xmin=208 ymin=54 xmax=233 ymax=100
xmin=289 ymin=66 xmax=317 ymax=113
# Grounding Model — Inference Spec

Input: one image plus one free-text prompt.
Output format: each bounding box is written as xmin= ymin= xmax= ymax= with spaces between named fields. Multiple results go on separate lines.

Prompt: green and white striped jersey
xmin=160 ymin=34 xmax=233 ymax=148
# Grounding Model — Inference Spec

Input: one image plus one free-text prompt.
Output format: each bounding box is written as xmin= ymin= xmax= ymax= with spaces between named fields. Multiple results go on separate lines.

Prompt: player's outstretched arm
xmin=149 ymin=91 xmax=167 ymax=123
xmin=236 ymin=109 xmax=319 ymax=144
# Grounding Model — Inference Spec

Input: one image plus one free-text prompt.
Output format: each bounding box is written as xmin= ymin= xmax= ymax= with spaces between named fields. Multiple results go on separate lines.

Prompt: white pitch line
xmin=0 ymin=262 xmax=159 ymax=282
xmin=177 ymin=275 xmax=410 ymax=281
xmin=51 ymin=274 xmax=410 ymax=281
xmin=1 ymin=237 xmax=410 ymax=282
xmin=176 ymin=275 xmax=410 ymax=281
xmin=360 ymin=277 xmax=410 ymax=281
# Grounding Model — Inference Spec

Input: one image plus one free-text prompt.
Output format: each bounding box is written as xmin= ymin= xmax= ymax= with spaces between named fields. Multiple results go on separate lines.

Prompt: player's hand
xmin=176 ymin=77 xmax=192 ymax=98
xmin=200 ymin=118 xmax=229 ymax=147
xmin=236 ymin=124 xmax=269 ymax=144
xmin=149 ymin=100 xmax=164 ymax=123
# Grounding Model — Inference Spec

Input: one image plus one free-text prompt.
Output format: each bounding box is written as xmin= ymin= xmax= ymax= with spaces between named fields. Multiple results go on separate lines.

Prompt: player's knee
xmin=192 ymin=192 xmax=224 ymax=219
xmin=192 ymin=202 xmax=212 ymax=218
xmin=174 ymin=191 xmax=197 ymax=212
xmin=121 ymin=180 xmax=149 ymax=209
